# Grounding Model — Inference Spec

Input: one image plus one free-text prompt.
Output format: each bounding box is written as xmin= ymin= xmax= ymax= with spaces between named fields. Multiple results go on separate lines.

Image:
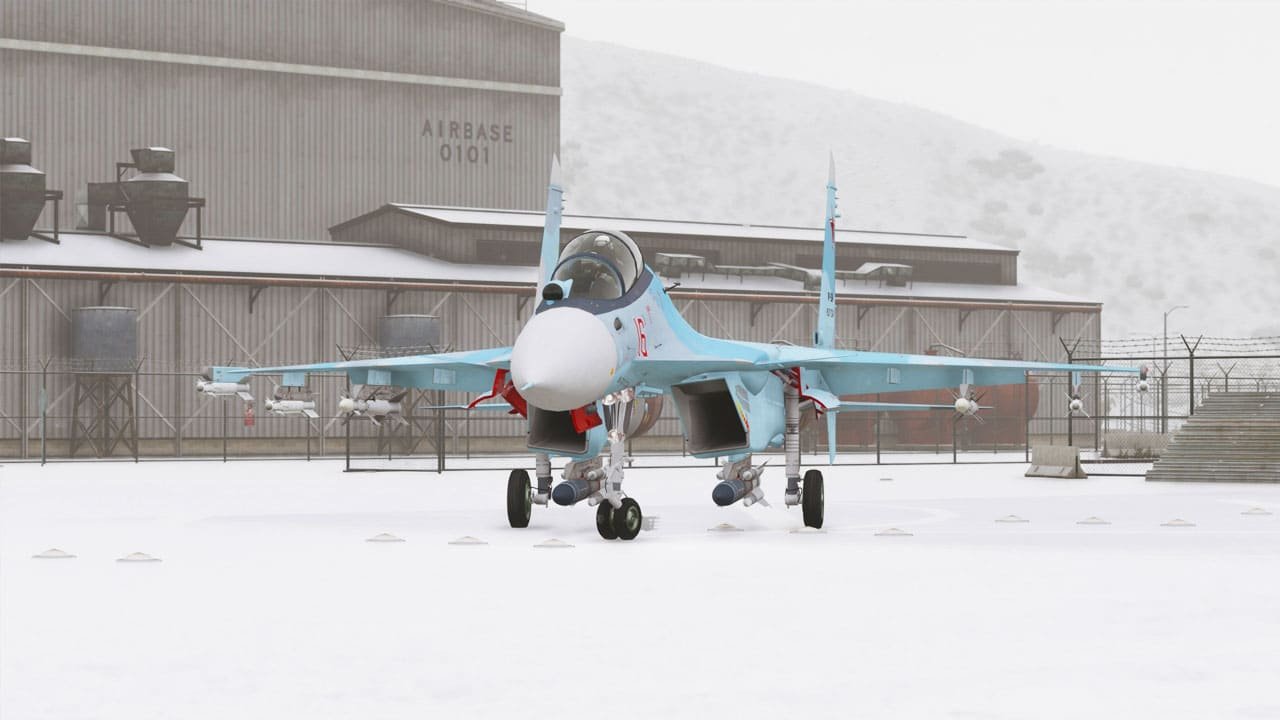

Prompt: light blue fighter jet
xmin=202 ymin=156 xmax=1132 ymax=540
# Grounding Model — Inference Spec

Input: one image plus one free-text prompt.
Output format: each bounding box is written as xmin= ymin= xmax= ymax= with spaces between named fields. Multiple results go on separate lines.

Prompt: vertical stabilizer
xmin=814 ymin=153 xmax=838 ymax=349
xmin=537 ymin=156 xmax=565 ymax=287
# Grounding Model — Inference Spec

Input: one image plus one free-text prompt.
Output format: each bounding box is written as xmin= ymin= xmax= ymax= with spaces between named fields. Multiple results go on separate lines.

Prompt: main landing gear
xmin=505 ymin=454 xmax=554 ymax=530
xmin=801 ymin=469 xmax=824 ymax=529
xmin=783 ymin=379 xmax=824 ymax=529
xmin=507 ymin=469 xmax=532 ymax=528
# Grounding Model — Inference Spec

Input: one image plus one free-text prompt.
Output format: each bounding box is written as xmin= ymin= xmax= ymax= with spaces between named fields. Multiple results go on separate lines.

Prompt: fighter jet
xmin=202 ymin=156 xmax=1133 ymax=540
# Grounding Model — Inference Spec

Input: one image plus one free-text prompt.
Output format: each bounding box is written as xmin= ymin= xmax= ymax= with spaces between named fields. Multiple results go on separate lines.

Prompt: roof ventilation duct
xmin=1 ymin=137 xmax=63 ymax=242
xmin=88 ymin=146 xmax=206 ymax=248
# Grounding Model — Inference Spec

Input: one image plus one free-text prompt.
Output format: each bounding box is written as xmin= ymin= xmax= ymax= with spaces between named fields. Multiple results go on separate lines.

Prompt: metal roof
xmin=0 ymin=233 xmax=1094 ymax=306
xmin=439 ymin=0 xmax=565 ymax=31
xmin=668 ymin=269 xmax=1096 ymax=306
xmin=0 ymin=234 xmax=534 ymax=284
xmin=356 ymin=204 xmax=1017 ymax=253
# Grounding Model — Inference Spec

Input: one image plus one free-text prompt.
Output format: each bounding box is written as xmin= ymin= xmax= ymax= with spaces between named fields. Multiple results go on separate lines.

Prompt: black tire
xmin=507 ymin=469 xmax=532 ymax=528
xmin=596 ymin=503 xmax=618 ymax=540
xmin=802 ymin=469 xmax=824 ymax=529
xmin=612 ymin=498 xmax=643 ymax=541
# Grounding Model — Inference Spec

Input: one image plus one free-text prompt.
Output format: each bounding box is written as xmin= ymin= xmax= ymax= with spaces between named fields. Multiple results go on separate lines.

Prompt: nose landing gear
xmin=509 ymin=390 xmax=646 ymax=540
xmin=592 ymin=389 xmax=643 ymax=541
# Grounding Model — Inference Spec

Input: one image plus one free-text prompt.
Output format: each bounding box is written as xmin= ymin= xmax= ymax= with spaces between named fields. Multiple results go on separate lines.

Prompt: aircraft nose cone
xmin=338 ymin=397 xmax=355 ymax=414
xmin=510 ymin=307 xmax=616 ymax=411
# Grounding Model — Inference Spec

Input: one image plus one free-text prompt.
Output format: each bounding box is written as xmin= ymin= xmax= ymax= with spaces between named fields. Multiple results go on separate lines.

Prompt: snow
xmin=670 ymin=271 xmax=1095 ymax=305
xmin=0 ymin=233 xmax=535 ymax=285
xmin=0 ymin=231 xmax=1087 ymax=306
xmin=560 ymin=38 xmax=1280 ymax=337
xmin=3 ymin=458 xmax=1280 ymax=719
xmin=395 ymin=204 xmax=1010 ymax=252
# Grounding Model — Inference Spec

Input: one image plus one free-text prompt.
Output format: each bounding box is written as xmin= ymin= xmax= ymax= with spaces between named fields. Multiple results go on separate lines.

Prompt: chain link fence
xmin=4 ymin=336 xmax=1278 ymax=472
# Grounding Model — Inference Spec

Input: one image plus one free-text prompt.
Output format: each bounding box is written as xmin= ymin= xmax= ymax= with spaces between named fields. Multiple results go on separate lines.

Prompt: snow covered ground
xmin=3 ymin=458 xmax=1279 ymax=719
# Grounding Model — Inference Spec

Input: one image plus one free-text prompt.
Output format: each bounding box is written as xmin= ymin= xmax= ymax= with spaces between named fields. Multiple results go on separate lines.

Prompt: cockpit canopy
xmin=551 ymin=231 xmax=643 ymax=300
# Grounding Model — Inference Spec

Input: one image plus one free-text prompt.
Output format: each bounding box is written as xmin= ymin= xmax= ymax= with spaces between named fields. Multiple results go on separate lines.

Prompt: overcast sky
xmin=531 ymin=0 xmax=1279 ymax=189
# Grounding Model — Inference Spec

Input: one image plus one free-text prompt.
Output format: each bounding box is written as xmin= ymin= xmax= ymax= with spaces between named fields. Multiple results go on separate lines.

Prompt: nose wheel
xmin=597 ymin=497 xmax=642 ymax=540
xmin=595 ymin=502 xmax=618 ymax=539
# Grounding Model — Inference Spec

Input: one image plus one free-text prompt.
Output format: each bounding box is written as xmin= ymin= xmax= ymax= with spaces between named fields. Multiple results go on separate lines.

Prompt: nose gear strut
xmin=593 ymin=388 xmax=643 ymax=540
xmin=542 ymin=387 xmax=645 ymax=541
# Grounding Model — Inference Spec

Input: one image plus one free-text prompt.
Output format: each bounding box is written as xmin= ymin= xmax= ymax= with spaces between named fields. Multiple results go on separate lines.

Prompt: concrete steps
xmin=1146 ymin=392 xmax=1280 ymax=483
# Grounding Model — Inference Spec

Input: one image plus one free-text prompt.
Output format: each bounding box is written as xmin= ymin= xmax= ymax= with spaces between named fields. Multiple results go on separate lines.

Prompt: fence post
xmin=436 ymin=389 xmax=445 ymax=474
xmin=1060 ymin=338 xmax=1076 ymax=448
xmin=1093 ymin=368 xmax=1101 ymax=451
xmin=221 ymin=398 xmax=228 ymax=462
xmin=40 ymin=361 xmax=48 ymax=465
xmin=1182 ymin=335 xmax=1202 ymax=416
xmin=133 ymin=363 xmax=140 ymax=463
xmin=875 ymin=411 xmax=881 ymax=465
xmin=1024 ymin=374 xmax=1030 ymax=463
xmin=951 ymin=418 xmax=957 ymax=464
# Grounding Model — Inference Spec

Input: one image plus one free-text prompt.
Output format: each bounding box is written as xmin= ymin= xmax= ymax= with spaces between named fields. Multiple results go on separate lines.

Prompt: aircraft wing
xmin=630 ymin=345 xmax=1131 ymax=397
xmin=779 ymin=348 xmax=1131 ymax=396
xmin=209 ymin=346 xmax=511 ymax=394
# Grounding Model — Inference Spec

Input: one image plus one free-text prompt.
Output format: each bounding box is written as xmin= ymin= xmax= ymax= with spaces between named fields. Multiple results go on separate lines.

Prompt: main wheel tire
xmin=612 ymin=498 xmax=643 ymax=541
xmin=507 ymin=469 xmax=532 ymax=528
xmin=596 ymin=503 xmax=618 ymax=540
xmin=802 ymin=469 xmax=824 ymax=529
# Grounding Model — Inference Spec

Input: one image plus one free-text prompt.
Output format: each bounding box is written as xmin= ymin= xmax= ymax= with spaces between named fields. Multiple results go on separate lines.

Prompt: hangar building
xmin=0 ymin=0 xmax=562 ymax=239
xmin=0 ymin=0 xmax=1102 ymax=460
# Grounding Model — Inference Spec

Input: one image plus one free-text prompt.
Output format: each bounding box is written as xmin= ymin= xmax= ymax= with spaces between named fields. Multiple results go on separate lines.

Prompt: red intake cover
xmin=469 ymin=368 xmax=528 ymax=418
xmin=569 ymin=404 xmax=603 ymax=434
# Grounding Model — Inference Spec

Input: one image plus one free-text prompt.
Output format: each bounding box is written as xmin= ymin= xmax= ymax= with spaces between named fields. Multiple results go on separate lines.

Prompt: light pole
xmin=1162 ymin=305 xmax=1188 ymax=432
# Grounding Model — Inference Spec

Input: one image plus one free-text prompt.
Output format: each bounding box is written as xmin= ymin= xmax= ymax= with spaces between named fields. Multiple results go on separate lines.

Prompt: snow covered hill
xmin=560 ymin=38 xmax=1280 ymax=339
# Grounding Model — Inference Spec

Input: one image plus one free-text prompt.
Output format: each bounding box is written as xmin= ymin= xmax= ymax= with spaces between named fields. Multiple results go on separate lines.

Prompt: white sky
xmin=530 ymin=0 xmax=1279 ymax=189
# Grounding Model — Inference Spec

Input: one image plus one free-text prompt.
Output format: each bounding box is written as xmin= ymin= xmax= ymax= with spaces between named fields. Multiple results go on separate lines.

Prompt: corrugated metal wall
xmin=0 ymin=0 xmax=561 ymax=86
xmin=0 ymin=0 xmax=561 ymax=240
